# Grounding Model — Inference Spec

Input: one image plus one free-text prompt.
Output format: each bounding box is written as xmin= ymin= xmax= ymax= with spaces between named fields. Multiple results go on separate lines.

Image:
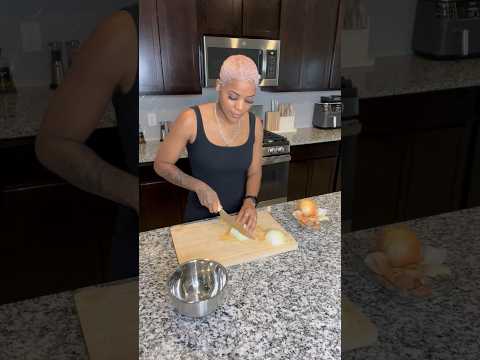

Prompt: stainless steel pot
xmin=167 ymin=259 xmax=228 ymax=317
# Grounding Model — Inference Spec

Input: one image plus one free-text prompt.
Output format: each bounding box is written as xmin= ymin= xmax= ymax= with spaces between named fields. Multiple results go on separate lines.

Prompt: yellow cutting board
xmin=73 ymin=280 xmax=138 ymax=360
xmin=342 ymin=296 xmax=378 ymax=352
xmin=170 ymin=210 xmax=298 ymax=267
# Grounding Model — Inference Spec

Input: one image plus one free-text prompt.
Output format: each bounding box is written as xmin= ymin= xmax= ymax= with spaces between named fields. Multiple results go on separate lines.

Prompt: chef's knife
xmin=218 ymin=209 xmax=252 ymax=238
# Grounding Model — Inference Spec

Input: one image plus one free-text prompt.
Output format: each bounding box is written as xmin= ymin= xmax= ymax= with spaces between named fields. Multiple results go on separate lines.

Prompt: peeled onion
xmin=376 ymin=226 xmax=422 ymax=267
xmin=265 ymin=229 xmax=287 ymax=246
xmin=297 ymin=199 xmax=318 ymax=217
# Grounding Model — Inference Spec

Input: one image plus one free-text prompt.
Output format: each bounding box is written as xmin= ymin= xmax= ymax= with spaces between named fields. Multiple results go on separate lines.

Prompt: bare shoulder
xmin=94 ymin=11 xmax=136 ymax=50
xmin=254 ymin=116 xmax=264 ymax=141
xmin=171 ymin=108 xmax=197 ymax=143
xmin=73 ymin=10 xmax=137 ymax=91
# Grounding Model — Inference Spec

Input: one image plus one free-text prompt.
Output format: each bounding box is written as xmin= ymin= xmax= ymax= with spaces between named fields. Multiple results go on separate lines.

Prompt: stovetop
xmin=262 ymin=129 xmax=290 ymax=157
xmin=263 ymin=129 xmax=289 ymax=146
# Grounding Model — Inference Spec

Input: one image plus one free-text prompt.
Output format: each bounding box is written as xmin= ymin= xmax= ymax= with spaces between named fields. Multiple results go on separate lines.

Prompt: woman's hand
xmin=195 ymin=182 xmax=221 ymax=213
xmin=236 ymin=198 xmax=257 ymax=235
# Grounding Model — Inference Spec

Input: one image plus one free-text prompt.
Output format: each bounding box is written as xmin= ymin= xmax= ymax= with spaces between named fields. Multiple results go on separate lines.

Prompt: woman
xmin=154 ymin=55 xmax=263 ymax=235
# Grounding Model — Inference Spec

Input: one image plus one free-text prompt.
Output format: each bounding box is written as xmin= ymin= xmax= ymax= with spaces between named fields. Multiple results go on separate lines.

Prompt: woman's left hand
xmin=236 ymin=198 xmax=257 ymax=236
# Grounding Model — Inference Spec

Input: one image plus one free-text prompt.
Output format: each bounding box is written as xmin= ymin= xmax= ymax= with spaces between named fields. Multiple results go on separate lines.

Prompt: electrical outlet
xmin=147 ymin=113 xmax=157 ymax=127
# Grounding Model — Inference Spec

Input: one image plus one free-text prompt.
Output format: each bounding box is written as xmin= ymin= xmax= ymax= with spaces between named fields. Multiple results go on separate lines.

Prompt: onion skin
xmin=297 ymin=199 xmax=318 ymax=218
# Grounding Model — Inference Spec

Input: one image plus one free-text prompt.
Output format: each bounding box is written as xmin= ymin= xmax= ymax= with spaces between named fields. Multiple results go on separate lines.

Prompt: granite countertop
xmin=342 ymin=207 xmax=480 ymax=359
xmin=0 ymin=291 xmax=88 ymax=359
xmin=0 ymin=87 xmax=117 ymax=140
xmin=139 ymin=192 xmax=341 ymax=359
xmin=280 ymin=127 xmax=341 ymax=146
xmin=342 ymin=54 xmax=480 ymax=99
xmin=139 ymin=140 xmax=188 ymax=164
xmin=139 ymin=127 xmax=340 ymax=163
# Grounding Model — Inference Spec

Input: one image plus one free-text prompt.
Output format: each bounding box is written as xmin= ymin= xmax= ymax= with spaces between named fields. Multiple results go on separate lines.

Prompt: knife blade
xmin=218 ymin=209 xmax=252 ymax=238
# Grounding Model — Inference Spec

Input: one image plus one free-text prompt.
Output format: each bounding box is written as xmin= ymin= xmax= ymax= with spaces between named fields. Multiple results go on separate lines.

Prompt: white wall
xmin=139 ymin=88 xmax=340 ymax=141
xmin=0 ymin=0 xmax=134 ymax=87
xmin=365 ymin=0 xmax=418 ymax=57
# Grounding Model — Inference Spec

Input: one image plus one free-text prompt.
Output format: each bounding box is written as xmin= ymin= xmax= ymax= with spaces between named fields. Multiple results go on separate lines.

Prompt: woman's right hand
xmin=195 ymin=182 xmax=221 ymax=213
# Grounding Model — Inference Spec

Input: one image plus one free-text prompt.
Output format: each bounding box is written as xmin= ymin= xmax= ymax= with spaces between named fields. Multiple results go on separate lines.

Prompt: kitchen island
xmin=139 ymin=192 xmax=341 ymax=359
xmin=342 ymin=206 xmax=480 ymax=359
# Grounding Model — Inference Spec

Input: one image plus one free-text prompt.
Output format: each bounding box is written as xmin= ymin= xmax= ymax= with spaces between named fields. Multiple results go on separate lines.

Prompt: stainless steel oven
xmin=257 ymin=130 xmax=290 ymax=207
xmin=202 ymin=36 xmax=280 ymax=87
xmin=258 ymin=154 xmax=291 ymax=207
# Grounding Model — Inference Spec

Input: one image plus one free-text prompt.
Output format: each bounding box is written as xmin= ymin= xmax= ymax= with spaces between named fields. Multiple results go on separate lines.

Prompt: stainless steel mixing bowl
xmin=167 ymin=259 xmax=228 ymax=317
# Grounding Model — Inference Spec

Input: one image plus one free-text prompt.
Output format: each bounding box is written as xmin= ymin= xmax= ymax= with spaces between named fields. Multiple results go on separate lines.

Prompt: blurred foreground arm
xmin=35 ymin=11 xmax=138 ymax=212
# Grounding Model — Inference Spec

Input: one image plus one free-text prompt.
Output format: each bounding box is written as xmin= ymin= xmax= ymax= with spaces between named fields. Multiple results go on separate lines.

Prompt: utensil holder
xmin=277 ymin=116 xmax=296 ymax=133
xmin=265 ymin=111 xmax=280 ymax=131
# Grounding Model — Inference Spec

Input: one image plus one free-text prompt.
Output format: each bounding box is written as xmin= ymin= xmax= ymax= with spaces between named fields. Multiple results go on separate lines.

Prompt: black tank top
xmin=184 ymin=105 xmax=255 ymax=222
xmin=108 ymin=2 xmax=139 ymax=281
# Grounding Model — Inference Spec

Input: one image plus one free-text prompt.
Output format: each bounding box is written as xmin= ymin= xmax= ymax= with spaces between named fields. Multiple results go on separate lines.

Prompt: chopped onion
xmin=229 ymin=227 xmax=250 ymax=241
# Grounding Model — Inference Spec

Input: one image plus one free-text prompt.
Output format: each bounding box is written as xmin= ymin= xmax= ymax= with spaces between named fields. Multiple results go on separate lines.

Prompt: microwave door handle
xmin=260 ymin=50 xmax=267 ymax=85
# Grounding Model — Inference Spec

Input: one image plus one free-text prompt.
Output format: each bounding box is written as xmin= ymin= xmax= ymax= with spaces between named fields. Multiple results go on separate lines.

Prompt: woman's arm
xmin=154 ymin=109 xmax=222 ymax=213
xmin=35 ymin=11 xmax=138 ymax=212
xmin=237 ymin=117 xmax=263 ymax=233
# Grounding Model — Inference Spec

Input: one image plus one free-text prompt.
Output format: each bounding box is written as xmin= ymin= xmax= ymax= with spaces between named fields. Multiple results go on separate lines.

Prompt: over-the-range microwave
xmin=202 ymin=35 xmax=281 ymax=87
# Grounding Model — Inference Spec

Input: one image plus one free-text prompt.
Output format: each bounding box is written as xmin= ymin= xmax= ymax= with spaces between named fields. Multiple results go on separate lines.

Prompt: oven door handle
xmin=262 ymin=154 xmax=291 ymax=166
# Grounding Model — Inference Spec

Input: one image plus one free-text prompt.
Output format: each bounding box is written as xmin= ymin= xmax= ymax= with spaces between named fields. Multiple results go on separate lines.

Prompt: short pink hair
xmin=219 ymin=55 xmax=260 ymax=85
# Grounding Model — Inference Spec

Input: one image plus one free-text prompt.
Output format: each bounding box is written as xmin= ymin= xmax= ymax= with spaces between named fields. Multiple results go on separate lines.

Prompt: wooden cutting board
xmin=342 ymin=296 xmax=378 ymax=352
xmin=74 ymin=280 xmax=138 ymax=360
xmin=170 ymin=210 xmax=298 ymax=267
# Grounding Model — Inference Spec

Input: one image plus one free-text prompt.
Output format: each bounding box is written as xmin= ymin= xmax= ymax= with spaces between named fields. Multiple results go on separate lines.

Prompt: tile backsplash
xmin=139 ymin=88 xmax=340 ymax=141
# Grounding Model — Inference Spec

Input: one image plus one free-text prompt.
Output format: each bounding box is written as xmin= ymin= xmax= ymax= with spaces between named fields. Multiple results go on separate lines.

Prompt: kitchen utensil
xmin=48 ymin=41 xmax=64 ymax=89
xmin=0 ymin=48 xmax=16 ymax=93
xmin=218 ymin=209 xmax=251 ymax=238
xmin=167 ymin=259 xmax=228 ymax=317
xmin=170 ymin=210 xmax=298 ymax=267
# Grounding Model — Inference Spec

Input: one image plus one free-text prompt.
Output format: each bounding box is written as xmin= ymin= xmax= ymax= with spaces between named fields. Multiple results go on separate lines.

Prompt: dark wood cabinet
xmin=242 ymin=0 xmax=281 ymax=38
xmin=198 ymin=0 xmax=242 ymax=36
xmin=287 ymin=141 xmax=340 ymax=201
xmin=140 ymin=180 xmax=187 ymax=231
xmin=139 ymin=0 xmax=201 ymax=94
xmin=308 ymin=157 xmax=338 ymax=196
xmin=0 ymin=128 xmax=124 ymax=304
xmin=1 ymin=183 xmax=116 ymax=304
xmin=329 ymin=0 xmax=343 ymax=89
xmin=140 ymin=0 xmax=341 ymax=93
xmin=352 ymin=88 xmax=478 ymax=231
xmin=276 ymin=0 xmax=340 ymax=91
xmin=139 ymin=0 xmax=164 ymax=93
xmin=402 ymin=128 xmax=467 ymax=220
xmin=139 ymin=159 xmax=190 ymax=232
xmin=198 ymin=0 xmax=281 ymax=38
xmin=352 ymin=133 xmax=407 ymax=229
